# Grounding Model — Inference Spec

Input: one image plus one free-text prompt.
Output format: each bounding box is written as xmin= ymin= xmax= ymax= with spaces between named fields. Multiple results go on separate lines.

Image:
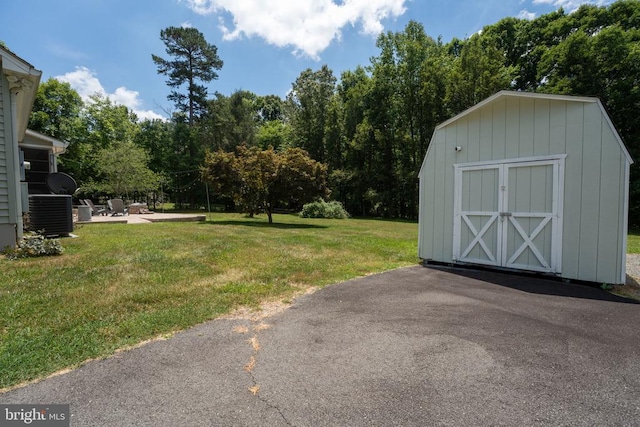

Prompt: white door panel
xmin=453 ymin=158 xmax=563 ymax=273
xmin=453 ymin=166 xmax=501 ymax=267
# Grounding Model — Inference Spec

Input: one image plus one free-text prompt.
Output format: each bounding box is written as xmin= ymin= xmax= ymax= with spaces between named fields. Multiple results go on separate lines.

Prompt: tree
xmin=367 ymin=21 xmax=447 ymax=217
xmin=255 ymin=94 xmax=291 ymax=150
xmin=152 ymin=26 xmax=223 ymax=128
xmin=152 ymin=26 xmax=222 ymax=207
xmin=256 ymin=95 xmax=285 ymax=122
xmin=71 ymin=95 xmax=148 ymax=196
xmin=228 ymin=90 xmax=259 ymax=146
xmin=169 ymin=115 xmax=204 ymax=208
xmin=256 ymin=120 xmax=292 ymax=151
xmin=91 ymin=140 xmax=159 ymax=198
xmin=81 ymin=94 xmax=140 ymax=150
xmin=445 ymin=34 xmax=513 ymax=114
xmin=271 ymin=146 xmax=329 ymax=222
xmin=28 ymin=78 xmax=85 ymax=180
xmin=323 ymin=94 xmax=345 ymax=171
xmin=199 ymin=93 xmax=234 ymax=152
xmin=394 ymin=20 xmax=435 ymax=165
xmin=65 ymin=94 xmax=141 ymax=186
xmin=135 ymin=119 xmax=174 ymax=175
xmin=335 ymin=67 xmax=378 ymax=216
xmin=367 ymin=29 xmax=402 ymax=217
xmin=29 ymin=78 xmax=83 ymax=141
xmin=287 ymin=66 xmax=337 ymax=163
xmin=202 ymin=146 xmax=328 ymax=223
xmin=135 ymin=119 xmax=175 ymax=207
xmin=198 ymin=90 xmax=261 ymax=152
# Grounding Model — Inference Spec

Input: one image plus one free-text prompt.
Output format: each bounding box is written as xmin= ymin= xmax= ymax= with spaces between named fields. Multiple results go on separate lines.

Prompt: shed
xmin=418 ymin=91 xmax=633 ymax=285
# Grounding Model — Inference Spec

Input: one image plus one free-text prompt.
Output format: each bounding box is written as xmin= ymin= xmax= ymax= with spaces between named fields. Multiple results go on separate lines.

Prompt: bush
xmin=3 ymin=232 xmax=64 ymax=260
xmin=300 ymin=200 xmax=349 ymax=219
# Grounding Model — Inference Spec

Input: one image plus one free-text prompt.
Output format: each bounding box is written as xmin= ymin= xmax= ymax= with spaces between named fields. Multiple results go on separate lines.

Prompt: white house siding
xmin=0 ymin=48 xmax=42 ymax=247
xmin=419 ymin=92 xmax=631 ymax=284
xmin=0 ymin=76 xmax=8 ymax=223
xmin=0 ymin=73 xmax=16 ymax=249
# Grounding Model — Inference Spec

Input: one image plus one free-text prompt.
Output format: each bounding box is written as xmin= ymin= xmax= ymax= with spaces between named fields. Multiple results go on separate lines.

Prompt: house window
xmin=22 ymin=147 xmax=52 ymax=194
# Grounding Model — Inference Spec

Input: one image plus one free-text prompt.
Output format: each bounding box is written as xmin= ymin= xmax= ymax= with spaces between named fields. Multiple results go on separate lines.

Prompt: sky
xmin=1 ymin=0 xmax=615 ymax=121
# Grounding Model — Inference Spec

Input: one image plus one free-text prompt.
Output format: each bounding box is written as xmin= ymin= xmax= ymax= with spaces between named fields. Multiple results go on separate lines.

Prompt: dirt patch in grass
xmin=618 ymin=255 xmax=640 ymax=301
xmin=223 ymin=286 xmax=319 ymax=321
xmin=615 ymin=275 xmax=640 ymax=301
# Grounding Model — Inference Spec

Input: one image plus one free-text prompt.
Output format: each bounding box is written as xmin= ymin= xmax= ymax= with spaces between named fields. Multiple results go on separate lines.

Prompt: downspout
xmin=6 ymin=76 xmax=27 ymax=240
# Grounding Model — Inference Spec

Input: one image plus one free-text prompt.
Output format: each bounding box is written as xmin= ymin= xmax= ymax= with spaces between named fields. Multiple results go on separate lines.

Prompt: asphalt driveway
xmin=2 ymin=266 xmax=640 ymax=426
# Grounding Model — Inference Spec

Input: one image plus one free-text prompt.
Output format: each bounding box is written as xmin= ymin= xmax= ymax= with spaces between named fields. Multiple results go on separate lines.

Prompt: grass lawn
xmin=627 ymin=230 xmax=640 ymax=254
xmin=615 ymin=230 xmax=640 ymax=300
xmin=0 ymin=213 xmax=418 ymax=389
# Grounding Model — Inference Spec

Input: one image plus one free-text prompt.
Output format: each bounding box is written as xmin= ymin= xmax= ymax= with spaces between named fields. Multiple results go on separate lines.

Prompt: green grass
xmin=0 ymin=213 xmax=418 ymax=389
xmin=149 ymin=201 xmax=226 ymax=214
xmin=627 ymin=230 xmax=640 ymax=254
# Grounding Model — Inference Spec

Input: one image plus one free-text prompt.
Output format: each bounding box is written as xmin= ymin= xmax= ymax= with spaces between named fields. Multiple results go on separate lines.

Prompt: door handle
xmin=499 ymin=212 xmax=512 ymax=217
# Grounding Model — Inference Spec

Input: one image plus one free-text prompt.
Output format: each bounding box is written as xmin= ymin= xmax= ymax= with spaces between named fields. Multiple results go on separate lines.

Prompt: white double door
xmin=453 ymin=157 xmax=564 ymax=273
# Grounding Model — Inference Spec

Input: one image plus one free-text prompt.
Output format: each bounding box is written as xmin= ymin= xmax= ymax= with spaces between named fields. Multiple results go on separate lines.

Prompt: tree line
xmin=28 ymin=1 xmax=640 ymax=223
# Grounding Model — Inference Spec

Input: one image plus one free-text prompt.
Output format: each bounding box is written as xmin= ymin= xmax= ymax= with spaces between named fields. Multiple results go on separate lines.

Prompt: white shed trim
xmin=453 ymin=154 xmax=567 ymax=169
xmin=434 ymin=91 xmax=597 ymax=130
xmin=621 ymin=160 xmax=631 ymax=284
xmin=453 ymin=155 xmax=565 ymax=273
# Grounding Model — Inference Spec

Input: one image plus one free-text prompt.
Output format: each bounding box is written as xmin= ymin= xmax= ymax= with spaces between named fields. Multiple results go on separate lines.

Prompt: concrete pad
xmin=76 ymin=212 xmax=206 ymax=225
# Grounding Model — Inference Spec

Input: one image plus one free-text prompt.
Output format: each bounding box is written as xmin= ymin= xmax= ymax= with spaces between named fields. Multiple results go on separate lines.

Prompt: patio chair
xmin=84 ymin=199 xmax=108 ymax=216
xmin=108 ymin=198 xmax=128 ymax=216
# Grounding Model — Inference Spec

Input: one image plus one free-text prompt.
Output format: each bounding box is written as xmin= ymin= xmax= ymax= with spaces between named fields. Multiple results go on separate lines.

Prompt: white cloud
xmin=111 ymin=87 xmax=143 ymax=110
xmin=56 ymin=67 xmax=165 ymax=121
xmin=517 ymin=9 xmax=537 ymax=20
xmin=532 ymin=0 xmax=614 ymax=13
xmin=184 ymin=0 xmax=407 ymax=60
xmin=56 ymin=66 xmax=106 ymax=99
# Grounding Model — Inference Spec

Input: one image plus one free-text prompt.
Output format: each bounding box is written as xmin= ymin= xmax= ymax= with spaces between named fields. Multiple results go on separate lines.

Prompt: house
xmin=418 ymin=91 xmax=633 ymax=285
xmin=1 ymin=45 xmax=69 ymax=248
xmin=21 ymin=129 xmax=68 ymax=195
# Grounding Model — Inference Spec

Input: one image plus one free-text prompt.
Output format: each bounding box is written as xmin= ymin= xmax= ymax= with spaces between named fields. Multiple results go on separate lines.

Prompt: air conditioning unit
xmin=29 ymin=195 xmax=73 ymax=236
xmin=28 ymin=172 xmax=77 ymax=237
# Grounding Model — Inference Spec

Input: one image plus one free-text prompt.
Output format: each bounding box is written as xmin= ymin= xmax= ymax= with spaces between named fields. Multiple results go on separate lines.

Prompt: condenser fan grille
xmin=28 ymin=173 xmax=77 ymax=236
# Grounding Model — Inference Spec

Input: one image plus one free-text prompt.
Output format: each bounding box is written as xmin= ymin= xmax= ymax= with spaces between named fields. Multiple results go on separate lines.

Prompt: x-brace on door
xmin=453 ymin=157 xmax=564 ymax=273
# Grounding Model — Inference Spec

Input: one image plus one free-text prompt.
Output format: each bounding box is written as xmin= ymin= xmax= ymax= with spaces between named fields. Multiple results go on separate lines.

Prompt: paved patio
xmin=76 ymin=212 xmax=207 ymax=225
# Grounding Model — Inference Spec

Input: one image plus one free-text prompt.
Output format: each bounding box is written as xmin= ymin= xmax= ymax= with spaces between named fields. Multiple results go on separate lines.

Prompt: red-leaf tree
xmin=202 ymin=146 xmax=328 ymax=223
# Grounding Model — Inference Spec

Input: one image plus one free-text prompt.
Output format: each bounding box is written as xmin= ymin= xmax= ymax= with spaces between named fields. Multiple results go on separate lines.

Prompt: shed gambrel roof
xmin=420 ymin=91 xmax=633 ymax=175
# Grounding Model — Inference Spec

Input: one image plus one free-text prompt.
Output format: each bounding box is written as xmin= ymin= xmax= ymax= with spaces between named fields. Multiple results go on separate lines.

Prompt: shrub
xmin=300 ymin=200 xmax=349 ymax=219
xmin=3 ymin=232 xmax=64 ymax=260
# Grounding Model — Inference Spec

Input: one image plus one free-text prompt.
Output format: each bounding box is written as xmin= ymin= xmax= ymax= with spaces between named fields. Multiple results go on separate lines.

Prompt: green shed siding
xmin=419 ymin=91 xmax=632 ymax=285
